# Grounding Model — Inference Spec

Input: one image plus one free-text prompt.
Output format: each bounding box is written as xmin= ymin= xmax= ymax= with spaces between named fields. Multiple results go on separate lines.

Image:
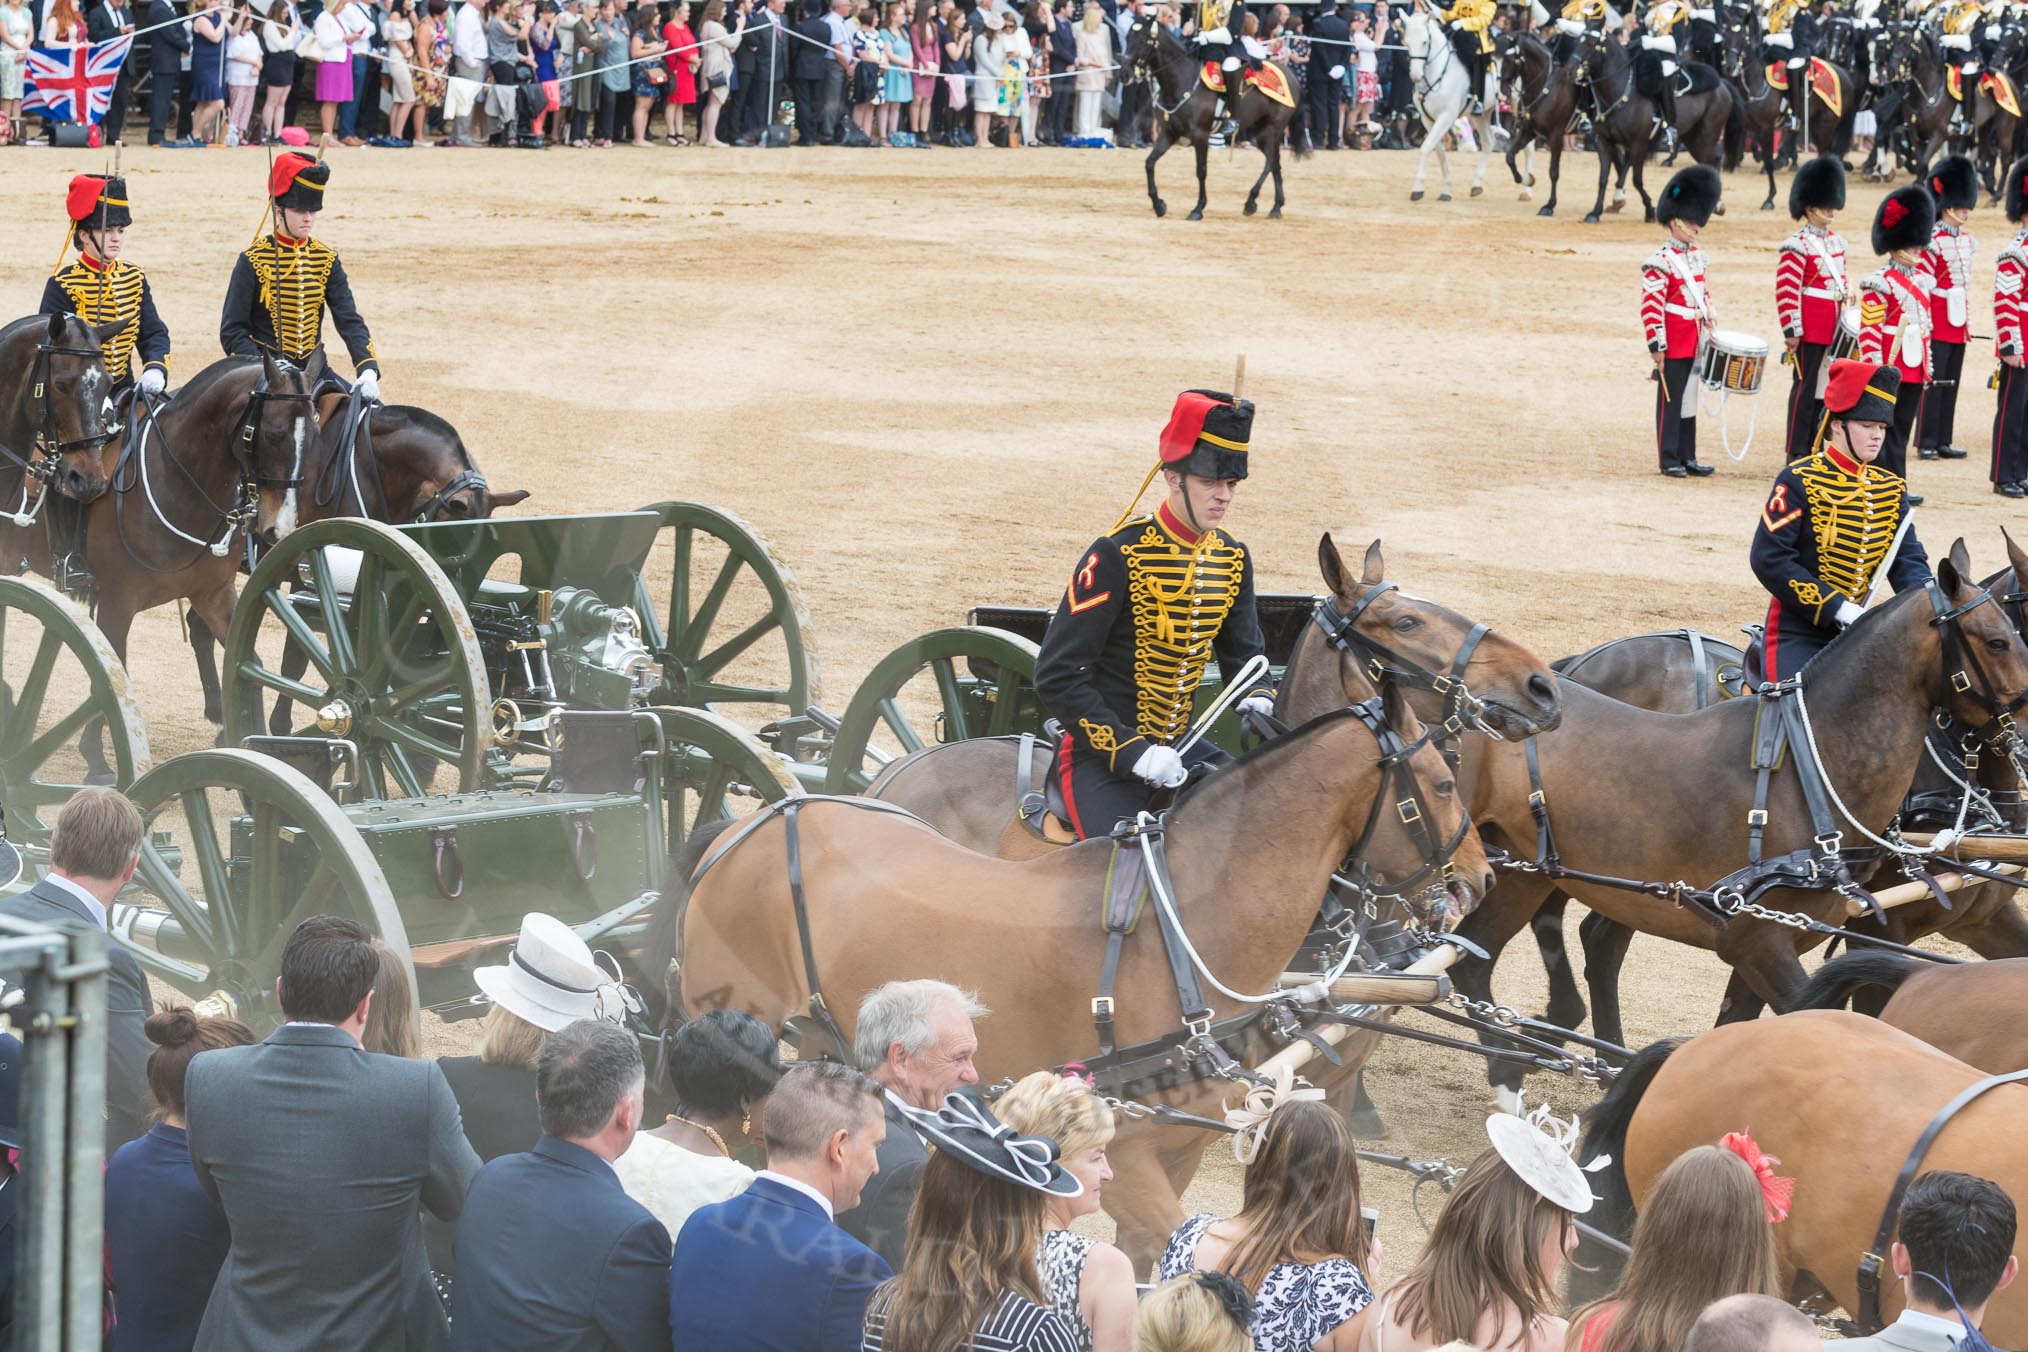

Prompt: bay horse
xmin=1576 ymin=1011 xmax=2028 ymax=1342
xmin=0 ymin=313 xmax=120 ymax=527
xmin=669 ymin=689 xmax=1490 ymax=1271
xmin=0 ymin=352 xmax=322 ymax=762
xmin=1126 ymin=14 xmax=1309 ymax=220
xmin=1569 ymin=22 xmax=1738 ymax=223
xmin=1443 ymin=541 xmax=2028 ymax=1095
xmin=1795 ymin=951 xmax=2028 ymax=1071
xmin=1505 ymin=31 xmax=1580 ymax=216
xmin=1399 ymin=6 xmax=1498 ymax=204
xmin=1895 ymin=25 xmax=1967 ymax=176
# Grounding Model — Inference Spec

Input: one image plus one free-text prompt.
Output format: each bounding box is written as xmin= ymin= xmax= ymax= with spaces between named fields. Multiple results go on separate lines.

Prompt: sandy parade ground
xmin=2 ymin=138 xmax=2018 ymax=1294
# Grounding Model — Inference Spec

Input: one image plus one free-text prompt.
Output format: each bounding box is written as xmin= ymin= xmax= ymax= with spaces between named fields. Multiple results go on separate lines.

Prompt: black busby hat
xmin=66 ymin=174 xmax=131 ymax=232
xmin=2009 ymin=156 xmax=2028 ymax=223
xmin=1927 ymin=154 xmax=1979 ymax=213
xmin=1873 ymin=184 xmax=1937 ymax=255
xmin=1788 ymin=155 xmax=1846 ymax=221
xmin=270 ymin=152 xmax=329 ymax=212
xmin=1158 ymin=389 xmax=1253 ymax=481
xmin=1824 ymin=359 xmax=1901 ymax=426
xmin=1656 ymin=165 xmax=1722 ymax=229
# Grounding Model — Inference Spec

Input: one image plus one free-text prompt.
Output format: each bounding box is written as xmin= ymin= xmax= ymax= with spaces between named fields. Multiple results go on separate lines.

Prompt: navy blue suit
xmin=671 ymin=1175 xmax=892 ymax=1352
xmin=449 ymin=1136 xmax=672 ymax=1352
xmin=105 ymin=1124 xmax=230 ymax=1352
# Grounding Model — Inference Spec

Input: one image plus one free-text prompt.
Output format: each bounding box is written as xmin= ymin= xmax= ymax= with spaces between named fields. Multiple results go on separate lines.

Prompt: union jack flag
xmin=23 ymin=37 xmax=134 ymax=124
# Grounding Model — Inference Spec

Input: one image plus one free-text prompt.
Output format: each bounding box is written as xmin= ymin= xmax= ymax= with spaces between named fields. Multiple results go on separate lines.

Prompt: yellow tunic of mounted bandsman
xmin=39 ymin=175 xmax=169 ymax=397
xmin=1434 ymin=0 xmax=1498 ymax=49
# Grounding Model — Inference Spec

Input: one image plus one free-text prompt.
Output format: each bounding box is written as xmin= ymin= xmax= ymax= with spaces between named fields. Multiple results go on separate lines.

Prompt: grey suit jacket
xmin=185 ymin=1024 xmax=482 ymax=1352
xmin=0 ymin=879 xmax=150 ymax=1151
xmin=1839 ymin=1311 xmax=1968 ymax=1352
xmin=836 ymin=1090 xmax=927 ymax=1271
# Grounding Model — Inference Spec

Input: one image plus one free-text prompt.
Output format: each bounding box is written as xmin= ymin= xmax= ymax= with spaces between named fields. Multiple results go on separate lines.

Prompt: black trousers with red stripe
xmin=1763 ymin=598 xmax=1837 ymax=681
xmin=1784 ymin=341 xmax=1829 ymax=461
xmin=1057 ymin=736 xmax=1228 ymax=840
xmin=1655 ymin=355 xmax=1698 ymax=470
xmin=1994 ymin=362 xmax=2028 ymax=486
xmin=1919 ymin=341 xmax=1965 ymax=452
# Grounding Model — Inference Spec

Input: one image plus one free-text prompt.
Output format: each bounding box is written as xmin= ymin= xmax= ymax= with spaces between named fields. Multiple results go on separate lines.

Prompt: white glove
xmin=1131 ymin=744 xmax=1189 ymax=789
xmin=1835 ymin=599 xmax=1866 ymax=627
xmin=354 ymin=369 xmax=381 ymax=403
xmin=1237 ymin=694 xmax=1277 ymax=719
xmin=137 ymin=367 xmax=165 ymax=396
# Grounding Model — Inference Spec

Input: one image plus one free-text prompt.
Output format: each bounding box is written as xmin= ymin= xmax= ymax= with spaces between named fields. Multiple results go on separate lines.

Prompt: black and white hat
xmin=906 ymin=1092 xmax=1086 ymax=1198
xmin=473 ymin=912 xmax=625 ymax=1032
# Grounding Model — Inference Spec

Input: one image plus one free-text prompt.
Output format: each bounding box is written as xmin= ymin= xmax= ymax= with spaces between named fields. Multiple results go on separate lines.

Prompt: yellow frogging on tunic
xmin=51 ymin=259 xmax=145 ymax=371
xmin=1767 ymin=0 xmax=1804 ymax=32
xmin=244 ymin=235 xmax=337 ymax=363
xmin=1196 ymin=0 xmax=1231 ymax=30
xmin=1120 ymin=520 xmax=1247 ymax=742
xmin=1795 ymin=454 xmax=1908 ymax=600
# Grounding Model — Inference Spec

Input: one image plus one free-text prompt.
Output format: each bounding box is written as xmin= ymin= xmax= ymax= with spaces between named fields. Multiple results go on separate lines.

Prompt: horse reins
xmin=1312 ymin=581 xmax=1493 ymax=755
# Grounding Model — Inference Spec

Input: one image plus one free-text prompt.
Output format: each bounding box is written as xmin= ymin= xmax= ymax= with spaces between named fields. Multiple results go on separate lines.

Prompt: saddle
xmin=1765 ymin=55 xmax=1843 ymax=115
xmin=1199 ymin=60 xmax=1297 ymax=107
xmin=1013 ymin=728 xmax=1081 ymax=845
xmin=1676 ymin=58 xmax=1724 ymax=96
xmin=1741 ymin=622 xmax=1769 ymax=688
xmin=1954 ymin=68 xmax=2025 ymax=115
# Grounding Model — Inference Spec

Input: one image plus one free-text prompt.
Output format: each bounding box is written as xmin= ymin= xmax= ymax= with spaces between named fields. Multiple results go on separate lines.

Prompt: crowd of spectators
xmin=1 ymin=0 xmax=1429 ymax=149
xmin=3 ymin=787 xmax=2026 ymax=1350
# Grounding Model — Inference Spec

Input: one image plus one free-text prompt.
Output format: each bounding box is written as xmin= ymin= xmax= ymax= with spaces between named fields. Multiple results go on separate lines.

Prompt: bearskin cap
xmin=1656 ymin=165 xmax=1722 ymax=229
xmin=1927 ymin=154 xmax=1979 ymax=212
xmin=1789 ymin=156 xmax=1846 ymax=220
xmin=1873 ymin=185 xmax=1937 ymax=254
xmin=2008 ymin=156 xmax=2028 ymax=223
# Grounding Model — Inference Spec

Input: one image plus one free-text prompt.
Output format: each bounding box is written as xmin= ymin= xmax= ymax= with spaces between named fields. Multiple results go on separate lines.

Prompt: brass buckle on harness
xmin=1092 ymin=996 xmax=1115 ymax=1017
xmin=1747 ymin=809 xmax=1769 ymax=827
xmin=1443 ymin=714 xmax=1466 ymax=735
xmin=1398 ymin=799 xmax=1423 ymax=825
xmin=1953 ymin=670 xmax=1973 ymax=692
xmin=1430 ymin=674 xmax=1456 ymax=694
xmin=1528 ymin=789 xmax=1547 ymax=807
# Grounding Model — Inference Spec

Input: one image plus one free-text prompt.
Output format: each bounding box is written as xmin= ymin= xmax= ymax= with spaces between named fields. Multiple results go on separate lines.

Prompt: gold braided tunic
xmin=218 ymin=233 xmax=379 ymax=375
xmin=39 ymin=256 xmax=170 ymax=382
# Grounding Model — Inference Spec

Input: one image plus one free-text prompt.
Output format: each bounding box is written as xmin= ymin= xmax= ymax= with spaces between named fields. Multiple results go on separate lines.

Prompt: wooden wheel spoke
xmin=695 ymin=760 xmax=738 ymax=821
xmin=134 ymin=846 xmax=217 ymax=958
xmin=382 ymin=667 xmax=452 ymax=716
xmin=632 ymin=576 xmax=668 ymax=651
xmin=695 ymin=611 xmax=781 ymax=680
xmin=931 ymin=658 xmax=968 ymax=742
xmin=380 ymin=741 xmax=427 ymax=798
xmin=669 ymin=524 xmax=695 ymax=648
xmin=349 ymin=552 xmax=388 ymax=680
xmin=377 ymin=716 xmax=460 ymax=764
xmin=13 ymin=697 xmax=101 ymax=777
xmin=238 ymin=664 xmax=328 ymax=707
xmin=877 ymin=698 xmax=926 ymax=755
xmin=128 ymin=946 xmax=212 ymax=988
xmin=4 ymin=629 xmax=66 ymax=744
xmin=10 ymin=780 xmax=94 ymax=805
xmin=179 ymin=790 xmax=238 ymax=954
xmin=306 ymin=551 xmax=356 ymax=674
xmin=985 ymin=668 xmax=1025 ymax=736
xmin=679 ymin=552 xmax=745 ymax=664
xmin=262 ymin=588 xmax=336 ymax=683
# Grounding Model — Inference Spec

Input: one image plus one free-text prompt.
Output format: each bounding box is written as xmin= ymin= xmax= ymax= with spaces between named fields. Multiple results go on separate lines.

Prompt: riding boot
xmin=45 ymin=492 xmax=93 ymax=598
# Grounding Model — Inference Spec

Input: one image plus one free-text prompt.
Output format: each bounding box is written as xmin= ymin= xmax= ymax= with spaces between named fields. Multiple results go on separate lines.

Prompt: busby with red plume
xmin=1788 ymin=155 xmax=1845 ymax=221
xmin=2006 ymin=156 xmax=2028 ymax=224
xmin=269 ymin=153 xmax=329 ymax=213
xmin=66 ymin=174 xmax=130 ymax=233
xmin=1656 ymin=165 xmax=1721 ymax=229
xmin=1927 ymin=154 xmax=1979 ymax=213
xmin=1822 ymin=359 xmax=1901 ymax=425
xmin=1873 ymin=185 xmax=1937 ymax=255
xmin=1158 ymin=390 xmax=1253 ymax=481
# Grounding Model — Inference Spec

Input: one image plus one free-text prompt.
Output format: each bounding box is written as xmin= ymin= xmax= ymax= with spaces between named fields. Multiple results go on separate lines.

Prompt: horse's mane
xmin=1172 ymin=703 xmax=1391 ymax=822
xmin=1795 ymin=574 xmax=1938 ymax=684
xmin=172 ymin=354 xmax=266 ymax=403
xmin=372 ymin=404 xmax=473 ymax=466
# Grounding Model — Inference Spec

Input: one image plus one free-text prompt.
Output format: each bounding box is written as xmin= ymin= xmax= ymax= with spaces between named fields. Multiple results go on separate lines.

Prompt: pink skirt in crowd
xmin=315 ymin=54 xmax=354 ymax=102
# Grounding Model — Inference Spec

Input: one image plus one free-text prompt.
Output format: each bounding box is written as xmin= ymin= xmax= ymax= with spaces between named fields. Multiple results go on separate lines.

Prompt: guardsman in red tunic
xmin=1993 ymin=156 xmax=2028 ymax=497
xmin=1920 ymin=153 xmax=1978 ymax=460
xmin=1033 ymin=390 xmax=1273 ymax=839
xmin=1641 ymin=164 xmax=1722 ymax=478
xmin=1775 ymin=155 xmax=1849 ymax=460
xmin=1856 ymin=183 xmax=1936 ymax=491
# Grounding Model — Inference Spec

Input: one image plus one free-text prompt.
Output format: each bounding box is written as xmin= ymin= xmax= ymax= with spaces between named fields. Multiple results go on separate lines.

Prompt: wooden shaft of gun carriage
xmin=1255 ymin=943 xmax=1465 ymax=1084
xmin=1899 ymin=832 xmax=2028 ymax=864
xmin=1852 ymin=862 xmax=2025 ymax=916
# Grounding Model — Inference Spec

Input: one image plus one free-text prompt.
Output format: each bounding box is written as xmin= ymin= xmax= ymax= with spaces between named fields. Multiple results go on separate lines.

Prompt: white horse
xmin=1400 ymin=3 xmax=1498 ymax=202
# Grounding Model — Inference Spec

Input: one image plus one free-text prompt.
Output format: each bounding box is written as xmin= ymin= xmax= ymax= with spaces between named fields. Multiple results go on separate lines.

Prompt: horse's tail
xmin=633 ymin=817 xmax=740 ymax=1033
xmin=1789 ymin=950 xmax=1920 ymax=1013
xmin=1568 ymin=1035 xmax=1686 ymax=1303
xmin=1722 ymin=78 xmax=1746 ymax=171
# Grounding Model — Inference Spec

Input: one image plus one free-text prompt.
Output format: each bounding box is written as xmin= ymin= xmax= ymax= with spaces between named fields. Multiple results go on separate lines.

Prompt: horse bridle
xmin=1314 ymin=581 xmax=1493 ymax=751
xmin=1338 ymin=696 xmax=1471 ymax=915
xmin=413 ymin=469 xmax=490 ymax=523
xmin=1927 ymin=576 xmax=2028 ymax=754
xmin=15 ymin=338 xmax=120 ymax=481
xmin=231 ymin=379 xmax=316 ymax=493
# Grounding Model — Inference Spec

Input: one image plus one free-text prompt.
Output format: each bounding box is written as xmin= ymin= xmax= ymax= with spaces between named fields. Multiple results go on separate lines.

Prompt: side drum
xmin=1698 ymin=330 xmax=1770 ymax=394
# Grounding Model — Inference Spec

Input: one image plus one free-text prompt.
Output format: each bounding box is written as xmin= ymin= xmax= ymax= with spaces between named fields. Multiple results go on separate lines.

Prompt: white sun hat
xmin=1486 ymin=1100 xmax=1609 ymax=1214
xmin=474 ymin=913 xmax=623 ymax=1032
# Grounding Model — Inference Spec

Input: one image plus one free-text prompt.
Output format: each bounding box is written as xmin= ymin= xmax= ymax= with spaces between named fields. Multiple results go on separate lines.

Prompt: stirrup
xmin=54 ymin=554 xmax=95 ymax=600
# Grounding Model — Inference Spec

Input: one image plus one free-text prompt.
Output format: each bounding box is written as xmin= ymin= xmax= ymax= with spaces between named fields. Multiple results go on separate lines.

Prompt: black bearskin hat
xmin=1788 ymin=156 xmax=1846 ymax=221
xmin=1656 ymin=165 xmax=1722 ymax=229
xmin=1927 ymin=154 xmax=1979 ymax=213
xmin=1872 ymin=185 xmax=1937 ymax=255
xmin=2008 ymin=156 xmax=2028 ymax=224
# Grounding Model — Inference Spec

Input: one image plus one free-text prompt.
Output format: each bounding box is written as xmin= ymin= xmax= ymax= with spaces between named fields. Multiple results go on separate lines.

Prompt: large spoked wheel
xmin=0 ymin=577 xmax=151 ymax=877
xmin=115 ymin=748 xmax=412 ymax=1036
xmin=653 ymin=707 xmax=803 ymax=853
xmin=824 ymin=627 xmax=1042 ymax=795
xmin=632 ymin=502 xmax=819 ymax=730
xmin=224 ymin=519 xmax=492 ymax=797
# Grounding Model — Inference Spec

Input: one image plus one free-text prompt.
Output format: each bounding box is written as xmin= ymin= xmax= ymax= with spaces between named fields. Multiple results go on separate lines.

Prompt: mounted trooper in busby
xmin=1641 ymin=164 xmax=1722 ymax=478
xmin=1751 ymin=358 xmax=1928 ymax=680
xmin=1432 ymin=0 xmax=1498 ymax=113
xmin=218 ymin=152 xmax=380 ymax=402
xmin=1775 ymin=155 xmax=1849 ymax=460
xmin=1033 ymin=389 xmax=1275 ymax=839
xmin=37 ymin=172 xmax=170 ymax=592
xmin=1920 ymin=153 xmax=1979 ymax=462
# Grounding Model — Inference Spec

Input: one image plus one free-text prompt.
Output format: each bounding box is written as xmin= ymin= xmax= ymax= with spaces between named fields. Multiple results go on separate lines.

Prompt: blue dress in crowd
xmin=105 ymin=1123 xmax=231 ymax=1352
xmin=190 ymin=14 xmax=228 ymax=102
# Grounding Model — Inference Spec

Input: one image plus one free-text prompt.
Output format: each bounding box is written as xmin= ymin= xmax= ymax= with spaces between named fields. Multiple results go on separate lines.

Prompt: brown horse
xmin=1794 ymin=951 xmax=2028 ymax=1072
xmin=0 ymin=313 xmax=120 ymax=524
xmin=672 ymin=689 xmax=1489 ymax=1270
xmin=1446 ymin=541 xmax=2028 ymax=1091
xmin=1569 ymin=24 xmax=1738 ymax=223
xmin=1127 ymin=16 xmax=1309 ymax=220
xmin=1577 ymin=1011 xmax=2028 ymax=1342
xmin=1504 ymin=31 xmax=1580 ymax=216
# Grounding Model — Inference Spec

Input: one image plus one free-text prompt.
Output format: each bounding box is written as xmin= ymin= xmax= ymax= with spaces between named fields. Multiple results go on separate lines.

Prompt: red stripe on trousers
xmin=1057 ymin=735 xmax=1088 ymax=841
xmin=1764 ymin=598 xmax=1783 ymax=680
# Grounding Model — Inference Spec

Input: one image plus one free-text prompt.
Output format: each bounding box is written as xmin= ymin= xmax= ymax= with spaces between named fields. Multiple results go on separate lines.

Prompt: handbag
xmin=297 ymin=27 xmax=332 ymax=60
xmin=646 ymin=62 xmax=667 ymax=84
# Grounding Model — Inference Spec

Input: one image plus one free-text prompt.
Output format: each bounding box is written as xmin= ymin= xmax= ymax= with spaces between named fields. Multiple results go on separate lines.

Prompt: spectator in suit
xmin=144 ymin=0 xmax=191 ymax=142
xmin=790 ymin=0 xmax=831 ymax=143
xmin=427 ymin=913 xmax=627 ymax=1293
xmin=820 ymin=0 xmax=849 ymax=138
xmin=1835 ymin=1171 xmax=2018 ymax=1352
xmin=185 ymin=914 xmax=482 ymax=1352
xmin=669 ymin=1060 xmax=890 ymax=1351
xmin=87 ymin=0 xmax=135 ymax=141
xmin=0 ymin=788 xmax=151 ymax=1151
xmin=1684 ymin=1295 xmax=1822 ymax=1352
xmin=1111 ymin=0 xmax=1145 ymax=144
xmin=738 ymin=0 xmax=787 ymax=139
xmin=1306 ymin=0 xmax=1347 ymax=148
xmin=450 ymin=1019 xmax=672 ymax=1352
xmin=105 ymin=1006 xmax=254 ymax=1352
xmin=1044 ymin=0 xmax=1072 ymax=140
xmin=836 ymin=978 xmax=987 ymax=1270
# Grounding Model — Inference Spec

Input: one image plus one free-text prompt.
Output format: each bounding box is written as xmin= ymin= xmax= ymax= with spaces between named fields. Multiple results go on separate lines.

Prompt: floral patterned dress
xmin=1158 ymin=1213 xmax=1374 ymax=1352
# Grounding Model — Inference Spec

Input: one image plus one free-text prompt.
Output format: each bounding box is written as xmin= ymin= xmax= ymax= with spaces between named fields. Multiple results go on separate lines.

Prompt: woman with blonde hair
xmin=994 ymin=1071 xmax=1138 ymax=1351
xmin=1135 ymin=1272 xmax=1254 ymax=1352
xmin=1564 ymin=1142 xmax=1784 ymax=1352
xmin=1157 ymin=1097 xmax=1376 ymax=1351
xmin=361 ymin=939 xmax=420 ymax=1059
xmin=1360 ymin=1106 xmax=1594 ymax=1352
xmin=861 ymin=1093 xmax=1083 ymax=1350
xmin=1071 ymin=0 xmax=1108 ymax=141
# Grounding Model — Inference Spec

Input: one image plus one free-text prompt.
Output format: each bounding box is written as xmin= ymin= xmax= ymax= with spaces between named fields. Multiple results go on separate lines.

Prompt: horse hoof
xmin=1439 ymin=192 xmax=1452 ymax=202
xmin=1410 ymin=189 xmax=1425 ymax=201
xmin=1186 ymin=209 xmax=1203 ymax=220
xmin=1583 ymin=213 xmax=1601 ymax=223
xmin=1519 ymin=190 xmax=1532 ymax=201
xmin=1244 ymin=200 xmax=1258 ymax=216
xmin=1268 ymin=206 xmax=1281 ymax=219
xmin=1538 ymin=204 xmax=1556 ymax=217
xmin=1713 ymin=202 xmax=1726 ymax=217
xmin=85 ymin=768 xmax=117 ymax=788
xmin=1470 ymin=184 xmax=1483 ymax=197
xmin=1153 ymin=200 xmax=1167 ymax=217
xmin=1762 ymin=199 xmax=1776 ymax=210
xmin=1605 ymin=200 xmax=1624 ymax=214
xmin=1350 ymin=1105 xmax=1389 ymax=1139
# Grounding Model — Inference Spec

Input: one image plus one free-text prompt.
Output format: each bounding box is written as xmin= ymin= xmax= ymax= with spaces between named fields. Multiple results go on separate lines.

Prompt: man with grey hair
xmin=1684 ymin=1294 xmax=1822 ymax=1352
xmin=451 ymin=1020 xmax=671 ymax=1351
xmin=836 ymin=978 xmax=987 ymax=1267
xmin=0 ymin=787 xmax=151 ymax=1149
xmin=672 ymin=1061 xmax=892 ymax=1348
